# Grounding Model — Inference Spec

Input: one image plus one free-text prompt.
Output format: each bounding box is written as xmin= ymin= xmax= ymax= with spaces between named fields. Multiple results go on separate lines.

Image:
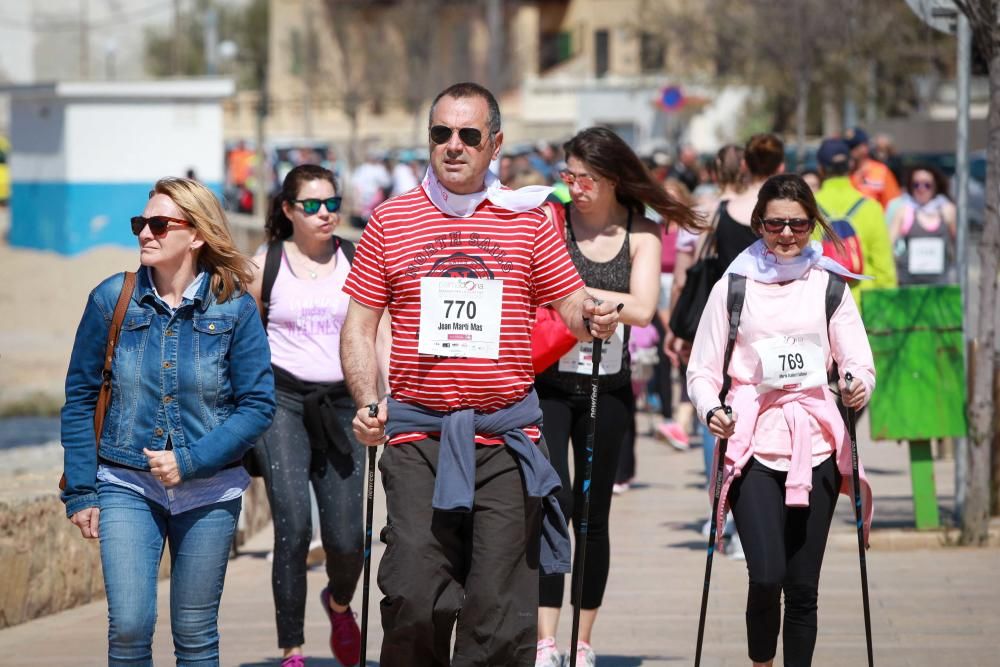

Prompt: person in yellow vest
xmin=845 ymin=127 xmax=901 ymax=211
xmin=814 ymin=138 xmax=897 ymax=311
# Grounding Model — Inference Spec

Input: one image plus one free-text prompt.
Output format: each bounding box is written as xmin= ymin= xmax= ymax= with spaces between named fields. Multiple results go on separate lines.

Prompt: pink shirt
xmin=687 ymin=268 xmax=876 ymax=545
xmin=266 ymin=247 xmax=351 ymax=383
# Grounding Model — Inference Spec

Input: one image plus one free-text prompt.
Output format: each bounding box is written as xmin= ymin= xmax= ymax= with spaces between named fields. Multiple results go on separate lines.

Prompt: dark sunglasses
xmin=429 ymin=125 xmax=484 ymax=147
xmin=761 ymin=218 xmax=815 ymax=234
xmin=130 ymin=215 xmax=192 ymax=237
xmin=293 ymin=197 xmax=342 ymax=215
xmin=911 ymin=181 xmax=935 ymax=191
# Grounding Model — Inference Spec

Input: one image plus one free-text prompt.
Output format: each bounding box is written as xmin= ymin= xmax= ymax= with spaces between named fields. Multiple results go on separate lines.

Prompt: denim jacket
xmin=61 ymin=269 xmax=276 ymax=518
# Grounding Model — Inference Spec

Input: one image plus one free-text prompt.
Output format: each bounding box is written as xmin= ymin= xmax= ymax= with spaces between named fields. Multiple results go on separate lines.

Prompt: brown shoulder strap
xmin=103 ymin=272 xmax=137 ymax=375
xmin=94 ymin=271 xmax=136 ymax=439
xmin=61 ymin=271 xmax=136 ymax=491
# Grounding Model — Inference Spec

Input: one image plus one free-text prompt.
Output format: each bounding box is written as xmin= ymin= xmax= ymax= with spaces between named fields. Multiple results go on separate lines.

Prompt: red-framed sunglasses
xmin=130 ymin=215 xmax=192 ymax=237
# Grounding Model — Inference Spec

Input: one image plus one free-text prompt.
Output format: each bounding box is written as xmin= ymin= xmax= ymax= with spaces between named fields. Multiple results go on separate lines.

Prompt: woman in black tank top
xmin=533 ymin=127 xmax=701 ymax=665
xmin=715 ymin=199 xmax=760 ymax=268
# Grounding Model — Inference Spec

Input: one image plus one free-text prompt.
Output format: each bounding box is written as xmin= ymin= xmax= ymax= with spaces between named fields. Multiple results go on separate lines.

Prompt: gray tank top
xmin=894 ymin=205 xmax=956 ymax=286
xmin=536 ymin=206 xmax=633 ymax=394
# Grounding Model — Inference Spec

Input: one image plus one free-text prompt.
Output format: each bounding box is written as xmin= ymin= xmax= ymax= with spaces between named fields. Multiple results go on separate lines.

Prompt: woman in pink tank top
xmin=247 ymin=165 xmax=384 ymax=667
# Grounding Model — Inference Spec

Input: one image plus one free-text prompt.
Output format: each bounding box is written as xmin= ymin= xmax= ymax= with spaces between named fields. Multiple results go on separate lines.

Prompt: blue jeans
xmin=701 ymin=421 xmax=716 ymax=485
xmin=98 ymin=481 xmax=241 ymax=666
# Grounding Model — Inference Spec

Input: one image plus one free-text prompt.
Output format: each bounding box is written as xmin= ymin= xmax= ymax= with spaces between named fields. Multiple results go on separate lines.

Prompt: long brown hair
xmin=266 ymin=164 xmax=338 ymax=243
xmin=152 ymin=177 xmax=253 ymax=303
xmin=563 ymin=127 xmax=704 ymax=231
xmin=750 ymin=174 xmax=844 ymax=253
xmin=715 ymin=143 xmax=746 ymax=193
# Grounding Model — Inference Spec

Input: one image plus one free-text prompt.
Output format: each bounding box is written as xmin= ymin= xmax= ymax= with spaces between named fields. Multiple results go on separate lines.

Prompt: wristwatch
xmin=706 ymin=405 xmax=730 ymax=424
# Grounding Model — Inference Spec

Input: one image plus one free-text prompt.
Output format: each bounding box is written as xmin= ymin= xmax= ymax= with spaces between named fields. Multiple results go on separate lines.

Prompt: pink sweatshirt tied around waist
xmin=709 ymin=383 xmax=873 ymax=549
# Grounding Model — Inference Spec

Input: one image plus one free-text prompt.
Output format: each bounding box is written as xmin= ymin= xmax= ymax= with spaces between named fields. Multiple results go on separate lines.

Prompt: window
xmin=595 ymin=29 xmax=609 ymax=78
xmin=540 ymin=31 xmax=573 ymax=70
xmin=640 ymin=33 xmax=665 ymax=73
xmin=289 ymin=29 xmax=303 ymax=76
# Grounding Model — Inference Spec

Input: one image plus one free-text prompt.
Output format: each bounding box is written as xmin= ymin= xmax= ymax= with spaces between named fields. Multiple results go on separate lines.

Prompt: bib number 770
xmin=418 ymin=277 xmax=504 ymax=359
xmin=444 ymin=299 xmax=477 ymax=320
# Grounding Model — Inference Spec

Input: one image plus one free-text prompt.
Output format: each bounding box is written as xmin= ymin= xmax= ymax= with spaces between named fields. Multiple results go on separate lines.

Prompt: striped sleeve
xmin=531 ymin=211 xmax=584 ymax=306
xmin=343 ymin=212 xmax=389 ymax=308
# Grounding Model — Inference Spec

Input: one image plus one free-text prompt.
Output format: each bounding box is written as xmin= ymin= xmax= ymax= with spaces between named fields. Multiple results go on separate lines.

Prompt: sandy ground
xmin=0 ymin=236 xmax=136 ymax=406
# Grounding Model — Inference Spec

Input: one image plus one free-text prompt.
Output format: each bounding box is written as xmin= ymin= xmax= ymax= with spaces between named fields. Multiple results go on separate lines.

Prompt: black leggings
xmin=254 ymin=388 xmax=365 ymax=649
xmin=537 ymin=382 xmax=632 ymax=609
xmin=652 ymin=315 xmax=673 ymax=419
xmin=729 ymin=457 xmax=841 ymax=666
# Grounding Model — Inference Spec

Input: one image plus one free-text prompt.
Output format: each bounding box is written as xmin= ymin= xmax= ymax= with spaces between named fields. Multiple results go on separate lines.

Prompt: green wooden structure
xmin=862 ymin=285 xmax=967 ymax=530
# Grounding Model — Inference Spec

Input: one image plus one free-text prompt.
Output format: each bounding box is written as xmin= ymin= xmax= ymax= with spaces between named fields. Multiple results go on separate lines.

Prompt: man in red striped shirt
xmin=341 ymin=82 xmax=620 ymax=667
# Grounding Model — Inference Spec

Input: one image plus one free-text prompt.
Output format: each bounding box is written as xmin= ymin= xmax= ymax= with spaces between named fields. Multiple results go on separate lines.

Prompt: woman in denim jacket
xmin=61 ymin=177 xmax=276 ymax=666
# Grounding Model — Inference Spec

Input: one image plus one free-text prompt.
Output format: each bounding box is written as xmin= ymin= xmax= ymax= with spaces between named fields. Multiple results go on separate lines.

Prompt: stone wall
xmin=0 ymin=478 xmax=271 ymax=630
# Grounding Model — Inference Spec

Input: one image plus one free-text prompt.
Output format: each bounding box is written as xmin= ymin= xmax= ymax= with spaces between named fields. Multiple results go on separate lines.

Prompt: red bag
xmin=531 ymin=305 xmax=578 ymax=374
xmin=530 ymin=200 xmax=579 ymax=373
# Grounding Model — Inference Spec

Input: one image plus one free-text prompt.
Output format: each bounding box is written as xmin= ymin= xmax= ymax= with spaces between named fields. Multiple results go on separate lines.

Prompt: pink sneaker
xmin=320 ymin=587 xmax=362 ymax=666
xmin=281 ymin=655 xmax=306 ymax=667
xmin=657 ymin=421 xmax=689 ymax=451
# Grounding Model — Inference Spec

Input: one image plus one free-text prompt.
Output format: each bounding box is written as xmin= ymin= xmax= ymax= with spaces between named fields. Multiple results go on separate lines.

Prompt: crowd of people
xmin=59 ymin=79 xmax=960 ymax=667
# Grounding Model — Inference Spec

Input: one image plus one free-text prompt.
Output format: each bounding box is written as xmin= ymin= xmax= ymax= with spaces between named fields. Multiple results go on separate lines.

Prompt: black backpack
xmin=260 ymin=236 xmax=356 ymax=331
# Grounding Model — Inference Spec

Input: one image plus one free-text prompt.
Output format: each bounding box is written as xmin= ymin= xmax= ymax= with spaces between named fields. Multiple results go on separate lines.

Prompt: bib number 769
xmin=444 ymin=299 xmax=477 ymax=319
xmin=779 ymin=353 xmax=805 ymax=371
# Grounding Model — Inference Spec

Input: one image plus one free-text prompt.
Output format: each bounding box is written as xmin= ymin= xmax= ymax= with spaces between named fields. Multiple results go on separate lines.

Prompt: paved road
xmin=1 ymin=411 xmax=997 ymax=666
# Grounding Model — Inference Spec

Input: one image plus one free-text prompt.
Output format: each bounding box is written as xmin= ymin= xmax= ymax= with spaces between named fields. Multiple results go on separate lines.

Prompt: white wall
xmin=65 ymin=101 xmax=225 ymax=183
xmin=577 ymin=84 xmax=662 ymax=149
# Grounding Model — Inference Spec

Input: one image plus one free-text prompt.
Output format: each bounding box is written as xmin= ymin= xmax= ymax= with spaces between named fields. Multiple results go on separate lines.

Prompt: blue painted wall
xmin=10 ymin=181 xmax=224 ymax=255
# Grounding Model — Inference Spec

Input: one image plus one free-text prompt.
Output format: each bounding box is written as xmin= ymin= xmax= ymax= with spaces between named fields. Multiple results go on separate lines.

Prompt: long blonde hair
xmin=151 ymin=177 xmax=252 ymax=303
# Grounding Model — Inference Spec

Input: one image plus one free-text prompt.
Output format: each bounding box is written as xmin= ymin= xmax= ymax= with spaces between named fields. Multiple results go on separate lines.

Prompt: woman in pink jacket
xmin=687 ymin=174 xmax=874 ymax=666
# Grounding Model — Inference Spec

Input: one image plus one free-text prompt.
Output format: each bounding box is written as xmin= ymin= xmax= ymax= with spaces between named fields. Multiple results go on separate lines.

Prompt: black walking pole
xmin=694 ymin=272 xmax=744 ymax=666
xmin=693 ymin=406 xmax=731 ymax=667
xmin=844 ymin=373 xmax=875 ymax=667
xmin=360 ymin=402 xmax=379 ymax=667
xmin=569 ymin=337 xmax=603 ymax=667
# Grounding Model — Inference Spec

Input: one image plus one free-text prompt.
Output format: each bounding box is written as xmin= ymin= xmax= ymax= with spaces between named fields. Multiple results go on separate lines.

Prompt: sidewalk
xmin=1 ymin=411 xmax=997 ymax=666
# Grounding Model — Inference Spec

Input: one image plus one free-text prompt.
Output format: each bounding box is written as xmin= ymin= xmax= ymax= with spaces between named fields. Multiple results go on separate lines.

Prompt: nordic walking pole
xmin=694 ymin=273 xmax=743 ymax=667
xmin=844 ymin=373 xmax=874 ymax=667
xmin=693 ymin=406 xmax=731 ymax=667
xmin=360 ymin=402 xmax=379 ymax=667
xmin=569 ymin=336 xmax=603 ymax=667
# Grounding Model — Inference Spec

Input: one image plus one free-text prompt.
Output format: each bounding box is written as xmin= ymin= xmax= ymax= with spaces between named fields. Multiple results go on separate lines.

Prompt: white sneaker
xmin=535 ymin=637 xmax=562 ymax=667
xmin=612 ymin=481 xmax=630 ymax=495
xmin=727 ymin=531 xmax=745 ymax=561
xmin=566 ymin=640 xmax=596 ymax=667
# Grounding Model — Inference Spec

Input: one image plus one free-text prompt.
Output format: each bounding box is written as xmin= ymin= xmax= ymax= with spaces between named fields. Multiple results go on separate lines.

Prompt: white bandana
xmin=724 ymin=239 xmax=871 ymax=284
xmin=421 ymin=167 xmax=552 ymax=218
xmin=903 ymin=192 xmax=950 ymax=216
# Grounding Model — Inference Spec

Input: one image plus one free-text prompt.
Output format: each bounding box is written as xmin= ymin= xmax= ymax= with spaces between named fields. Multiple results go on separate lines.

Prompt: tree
xmin=953 ymin=0 xmax=1000 ymax=545
xmin=392 ymin=0 xmax=445 ymax=144
xmin=319 ymin=1 xmax=394 ymax=167
xmin=144 ymin=0 xmax=268 ymax=90
xmin=638 ymin=0 xmax=952 ymax=150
